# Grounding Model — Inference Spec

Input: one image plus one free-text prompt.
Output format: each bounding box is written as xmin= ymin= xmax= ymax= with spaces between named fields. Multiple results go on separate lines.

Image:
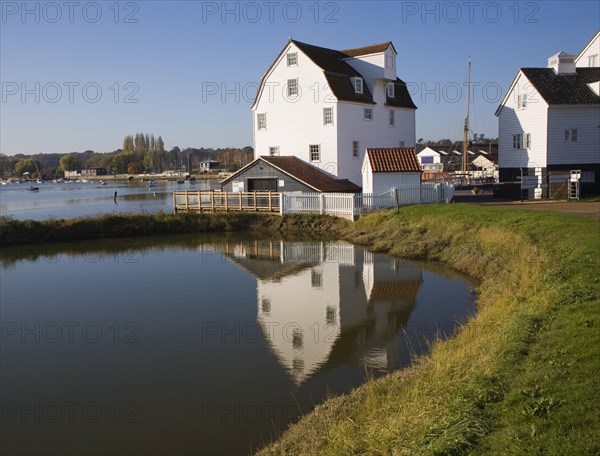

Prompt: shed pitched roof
xmin=520 ymin=67 xmax=600 ymax=105
xmin=366 ymin=148 xmax=421 ymax=173
xmin=221 ymin=156 xmax=361 ymax=193
xmin=261 ymin=156 xmax=361 ymax=192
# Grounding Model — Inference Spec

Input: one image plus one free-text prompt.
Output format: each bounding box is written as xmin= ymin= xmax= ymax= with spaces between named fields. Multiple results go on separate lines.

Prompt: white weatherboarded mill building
xmin=496 ymin=30 xmax=600 ymax=196
xmin=251 ymin=39 xmax=417 ymax=186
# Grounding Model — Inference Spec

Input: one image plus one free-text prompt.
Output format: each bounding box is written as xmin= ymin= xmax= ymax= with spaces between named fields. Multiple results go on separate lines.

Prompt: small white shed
xmin=362 ymin=148 xmax=422 ymax=194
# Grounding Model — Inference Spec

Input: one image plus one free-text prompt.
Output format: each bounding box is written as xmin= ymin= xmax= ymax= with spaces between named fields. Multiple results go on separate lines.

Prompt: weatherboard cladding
xmin=521 ymin=67 xmax=600 ymax=105
xmin=366 ymin=148 xmax=421 ymax=173
xmin=221 ymin=156 xmax=361 ymax=193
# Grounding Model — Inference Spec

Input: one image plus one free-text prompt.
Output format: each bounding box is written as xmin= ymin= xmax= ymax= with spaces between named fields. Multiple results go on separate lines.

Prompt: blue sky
xmin=1 ymin=0 xmax=598 ymax=155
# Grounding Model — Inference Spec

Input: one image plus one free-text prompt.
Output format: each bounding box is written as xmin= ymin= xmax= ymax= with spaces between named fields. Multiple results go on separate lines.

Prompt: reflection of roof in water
xmin=368 ymin=281 xmax=421 ymax=303
xmin=226 ymin=255 xmax=315 ymax=282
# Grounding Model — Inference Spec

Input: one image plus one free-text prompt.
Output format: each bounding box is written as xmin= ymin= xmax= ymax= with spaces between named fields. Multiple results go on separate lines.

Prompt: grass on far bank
xmin=0 ymin=212 xmax=344 ymax=246
xmin=258 ymin=205 xmax=600 ymax=455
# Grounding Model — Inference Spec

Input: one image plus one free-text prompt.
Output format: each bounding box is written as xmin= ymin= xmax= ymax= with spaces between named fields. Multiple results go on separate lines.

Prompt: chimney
xmin=547 ymin=51 xmax=577 ymax=75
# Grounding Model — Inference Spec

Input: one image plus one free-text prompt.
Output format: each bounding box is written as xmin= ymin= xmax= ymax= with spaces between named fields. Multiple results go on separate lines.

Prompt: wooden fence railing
xmin=173 ymin=190 xmax=281 ymax=213
xmin=173 ymin=184 xmax=454 ymax=219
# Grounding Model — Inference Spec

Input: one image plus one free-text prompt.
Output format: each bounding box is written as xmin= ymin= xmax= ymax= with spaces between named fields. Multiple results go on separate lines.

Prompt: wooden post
xmin=268 ymin=191 xmax=272 ymax=212
xmin=395 ymin=188 xmax=399 ymax=213
xmin=225 ymin=191 xmax=228 ymax=212
xmin=239 ymin=191 xmax=242 ymax=210
xmin=254 ymin=191 xmax=257 ymax=211
xmin=210 ymin=190 xmax=214 ymax=212
xmin=185 ymin=191 xmax=189 ymax=212
xmin=172 ymin=192 xmax=176 ymax=213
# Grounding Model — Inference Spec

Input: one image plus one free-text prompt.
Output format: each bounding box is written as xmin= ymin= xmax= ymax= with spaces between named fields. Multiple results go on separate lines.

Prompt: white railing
xmin=280 ymin=184 xmax=454 ymax=220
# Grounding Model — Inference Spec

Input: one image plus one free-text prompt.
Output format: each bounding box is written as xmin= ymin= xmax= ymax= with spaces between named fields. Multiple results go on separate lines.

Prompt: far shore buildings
xmin=496 ymin=30 xmax=600 ymax=197
xmin=249 ymin=39 xmax=417 ymax=188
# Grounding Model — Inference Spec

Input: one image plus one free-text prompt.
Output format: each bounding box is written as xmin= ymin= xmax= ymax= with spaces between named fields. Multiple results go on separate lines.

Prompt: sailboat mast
xmin=462 ymin=56 xmax=471 ymax=176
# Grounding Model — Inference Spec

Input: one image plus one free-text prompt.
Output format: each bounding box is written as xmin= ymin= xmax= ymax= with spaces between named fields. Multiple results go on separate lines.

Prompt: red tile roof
xmin=366 ymin=148 xmax=421 ymax=173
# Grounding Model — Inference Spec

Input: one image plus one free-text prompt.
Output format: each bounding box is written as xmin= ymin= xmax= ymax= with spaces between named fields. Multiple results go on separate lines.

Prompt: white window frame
xmin=287 ymin=52 xmax=298 ymax=66
xmin=387 ymin=82 xmax=395 ymax=98
xmin=588 ymin=54 xmax=598 ymax=67
xmin=518 ymin=93 xmax=528 ymax=109
xmin=269 ymin=146 xmax=279 ymax=156
xmin=352 ymin=141 xmax=359 ymax=158
xmin=309 ymin=144 xmax=320 ymax=162
xmin=524 ymin=133 xmax=531 ymax=149
xmin=287 ymin=78 xmax=298 ymax=97
xmin=512 ymin=134 xmax=522 ymax=149
xmin=564 ymin=128 xmax=579 ymax=142
xmin=389 ymin=110 xmax=395 ymax=126
xmin=385 ymin=55 xmax=394 ymax=68
xmin=323 ymin=107 xmax=333 ymax=125
xmin=364 ymin=108 xmax=373 ymax=120
xmin=354 ymin=77 xmax=363 ymax=94
xmin=257 ymin=113 xmax=267 ymax=130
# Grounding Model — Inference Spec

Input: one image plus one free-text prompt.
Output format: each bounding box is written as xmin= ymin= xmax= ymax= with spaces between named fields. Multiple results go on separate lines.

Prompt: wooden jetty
xmin=173 ymin=190 xmax=280 ymax=214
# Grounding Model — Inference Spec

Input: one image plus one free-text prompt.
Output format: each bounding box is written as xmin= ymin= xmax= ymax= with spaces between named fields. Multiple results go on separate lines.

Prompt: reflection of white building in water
xmin=217 ymin=240 xmax=422 ymax=385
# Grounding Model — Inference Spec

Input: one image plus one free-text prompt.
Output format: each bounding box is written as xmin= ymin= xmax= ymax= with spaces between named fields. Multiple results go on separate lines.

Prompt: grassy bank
xmin=0 ymin=212 xmax=344 ymax=246
xmin=259 ymin=205 xmax=600 ymax=455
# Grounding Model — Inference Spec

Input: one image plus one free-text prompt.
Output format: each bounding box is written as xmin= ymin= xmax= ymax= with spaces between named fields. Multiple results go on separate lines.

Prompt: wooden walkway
xmin=173 ymin=190 xmax=281 ymax=213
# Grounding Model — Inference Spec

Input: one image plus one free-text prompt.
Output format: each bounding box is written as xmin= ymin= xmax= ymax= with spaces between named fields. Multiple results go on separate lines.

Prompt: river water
xmin=0 ymin=235 xmax=477 ymax=455
xmin=0 ymin=180 xmax=214 ymax=220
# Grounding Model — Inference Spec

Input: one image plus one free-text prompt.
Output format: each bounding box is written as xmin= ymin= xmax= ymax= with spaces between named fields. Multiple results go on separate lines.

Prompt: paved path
xmin=453 ymin=191 xmax=600 ymax=219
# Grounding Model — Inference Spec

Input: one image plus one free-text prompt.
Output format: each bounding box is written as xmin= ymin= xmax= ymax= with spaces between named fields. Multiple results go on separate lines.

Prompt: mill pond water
xmin=0 ymin=180 xmax=214 ymax=220
xmin=0 ymin=235 xmax=477 ymax=455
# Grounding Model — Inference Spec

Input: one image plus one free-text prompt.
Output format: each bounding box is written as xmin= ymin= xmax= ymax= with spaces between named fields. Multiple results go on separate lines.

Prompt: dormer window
xmin=287 ymin=52 xmax=298 ymax=66
xmin=387 ymin=82 xmax=395 ymax=98
xmin=354 ymin=77 xmax=363 ymax=94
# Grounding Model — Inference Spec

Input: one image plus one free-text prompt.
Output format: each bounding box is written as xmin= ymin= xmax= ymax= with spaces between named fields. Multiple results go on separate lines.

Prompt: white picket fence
xmin=280 ymin=184 xmax=454 ymax=220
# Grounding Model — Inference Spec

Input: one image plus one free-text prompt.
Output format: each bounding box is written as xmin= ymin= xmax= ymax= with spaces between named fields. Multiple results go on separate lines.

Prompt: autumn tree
xmin=59 ymin=153 xmax=79 ymax=172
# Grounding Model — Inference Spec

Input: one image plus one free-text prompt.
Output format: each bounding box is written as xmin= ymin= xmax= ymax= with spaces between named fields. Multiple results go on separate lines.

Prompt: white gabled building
xmin=416 ymin=146 xmax=444 ymax=172
xmin=362 ymin=148 xmax=421 ymax=194
xmin=496 ymin=30 xmax=600 ymax=197
xmin=251 ymin=39 xmax=417 ymax=186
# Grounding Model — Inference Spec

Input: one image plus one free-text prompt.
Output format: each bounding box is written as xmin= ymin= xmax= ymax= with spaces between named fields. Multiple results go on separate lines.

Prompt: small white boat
xmin=147 ymin=180 xmax=157 ymax=187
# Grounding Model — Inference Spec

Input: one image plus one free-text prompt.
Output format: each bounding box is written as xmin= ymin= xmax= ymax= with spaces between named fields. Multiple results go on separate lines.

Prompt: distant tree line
xmin=1 ymin=134 xmax=253 ymax=179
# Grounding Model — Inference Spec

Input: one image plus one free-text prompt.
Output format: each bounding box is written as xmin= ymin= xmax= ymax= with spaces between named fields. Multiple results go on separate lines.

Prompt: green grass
xmin=0 ymin=212 xmax=346 ymax=246
xmin=257 ymin=204 xmax=600 ymax=455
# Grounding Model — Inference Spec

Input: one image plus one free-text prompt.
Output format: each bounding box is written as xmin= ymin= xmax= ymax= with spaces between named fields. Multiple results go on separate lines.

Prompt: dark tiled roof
xmin=292 ymin=40 xmax=376 ymax=105
xmin=323 ymin=72 xmax=376 ymax=105
xmin=521 ymin=67 xmax=600 ymax=105
xmin=260 ymin=156 xmax=361 ymax=192
xmin=368 ymin=281 xmax=421 ymax=303
xmin=340 ymin=42 xmax=394 ymax=57
xmin=386 ymin=78 xmax=417 ymax=109
xmin=366 ymin=148 xmax=421 ymax=173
